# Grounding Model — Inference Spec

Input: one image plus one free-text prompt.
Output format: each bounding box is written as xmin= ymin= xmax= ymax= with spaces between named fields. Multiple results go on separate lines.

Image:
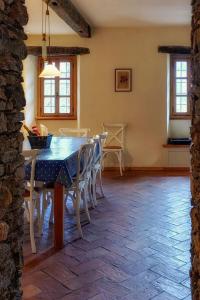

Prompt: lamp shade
xmin=39 ymin=63 xmax=61 ymax=78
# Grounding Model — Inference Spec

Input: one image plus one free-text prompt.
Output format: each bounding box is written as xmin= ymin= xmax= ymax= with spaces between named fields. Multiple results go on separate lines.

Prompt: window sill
xmin=36 ymin=116 xmax=77 ymax=121
xmin=170 ymin=115 xmax=192 ymax=120
xmin=163 ymin=144 xmax=190 ymax=148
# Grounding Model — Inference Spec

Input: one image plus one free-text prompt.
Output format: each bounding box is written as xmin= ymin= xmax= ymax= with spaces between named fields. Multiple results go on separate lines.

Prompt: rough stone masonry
xmin=191 ymin=0 xmax=200 ymax=299
xmin=0 ymin=0 xmax=28 ymax=299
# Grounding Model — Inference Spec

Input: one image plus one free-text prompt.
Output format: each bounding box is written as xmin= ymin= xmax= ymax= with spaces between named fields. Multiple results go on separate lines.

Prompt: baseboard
xmin=104 ymin=166 xmax=190 ymax=172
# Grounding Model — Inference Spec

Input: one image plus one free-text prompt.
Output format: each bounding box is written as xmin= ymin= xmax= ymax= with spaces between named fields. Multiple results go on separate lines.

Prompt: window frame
xmin=170 ymin=54 xmax=191 ymax=120
xmin=37 ymin=55 xmax=77 ymax=120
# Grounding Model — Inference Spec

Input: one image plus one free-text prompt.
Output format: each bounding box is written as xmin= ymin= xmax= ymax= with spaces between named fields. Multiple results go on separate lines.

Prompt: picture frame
xmin=115 ymin=68 xmax=132 ymax=92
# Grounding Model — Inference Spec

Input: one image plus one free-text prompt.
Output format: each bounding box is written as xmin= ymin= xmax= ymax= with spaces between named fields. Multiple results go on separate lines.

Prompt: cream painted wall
xmin=23 ymin=55 xmax=37 ymax=128
xmin=25 ymin=26 xmax=190 ymax=167
xmin=35 ymin=119 xmax=77 ymax=135
xmin=170 ymin=120 xmax=191 ymax=138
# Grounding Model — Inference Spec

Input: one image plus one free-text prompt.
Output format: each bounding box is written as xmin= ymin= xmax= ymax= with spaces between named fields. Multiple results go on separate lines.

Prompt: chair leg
xmin=49 ymin=197 xmax=54 ymax=224
xmin=46 ymin=191 xmax=52 ymax=206
xmin=102 ymin=152 xmax=106 ymax=171
xmin=24 ymin=201 xmax=30 ymax=223
xmin=39 ymin=191 xmax=47 ymax=236
xmin=83 ymin=187 xmax=91 ymax=222
xmin=36 ymin=195 xmax=43 ymax=236
xmin=64 ymin=190 xmax=70 ymax=214
xmin=29 ymin=200 xmax=36 ymax=254
xmin=72 ymin=191 xmax=76 ymax=213
xmin=98 ymin=168 xmax=105 ymax=198
xmin=92 ymin=175 xmax=97 ymax=206
xmin=75 ymin=191 xmax=83 ymax=238
xmin=114 ymin=151 xmax=122 ymax=176
xmin=118 ymin=151 xmax=123 ymax=176
xmin=122 ymin=151 xmax=125 ymax=171
xmin=89 ymin=175 xmax=96 ymax=208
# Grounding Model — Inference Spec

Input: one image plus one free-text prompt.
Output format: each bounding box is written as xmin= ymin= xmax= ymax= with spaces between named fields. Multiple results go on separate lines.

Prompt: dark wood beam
xmin=27 ymin=46 xmax=90 ymax=56
xmin=43 ymin=0 xmax=91 ymax=38
xmin=158 ymin=46 xmax=191 ymax=54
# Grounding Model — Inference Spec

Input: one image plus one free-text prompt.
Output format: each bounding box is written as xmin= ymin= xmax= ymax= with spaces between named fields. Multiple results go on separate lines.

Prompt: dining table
xmin=23 ymin=136 xmax=88 ymax=251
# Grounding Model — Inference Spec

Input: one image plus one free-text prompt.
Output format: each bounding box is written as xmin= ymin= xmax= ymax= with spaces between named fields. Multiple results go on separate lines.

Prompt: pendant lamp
xmin=39 ymin=1 xmax=61 ymax=78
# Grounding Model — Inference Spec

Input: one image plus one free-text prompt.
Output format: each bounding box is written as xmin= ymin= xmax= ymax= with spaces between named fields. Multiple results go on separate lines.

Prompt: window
xmin=37 ymin=56 xmax=77 ymax=120
xmin=170 ymin=54 xmax=191 ymax=119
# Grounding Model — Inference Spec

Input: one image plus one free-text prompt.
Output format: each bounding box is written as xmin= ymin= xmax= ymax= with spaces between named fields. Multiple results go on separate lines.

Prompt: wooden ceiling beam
xmin=43 ymin=0 xmax=91 ymax=38
xmin=158 ymin=46 xmax=191 ymax=54
xmin=27 ymin=46 xmax=90 ymax=56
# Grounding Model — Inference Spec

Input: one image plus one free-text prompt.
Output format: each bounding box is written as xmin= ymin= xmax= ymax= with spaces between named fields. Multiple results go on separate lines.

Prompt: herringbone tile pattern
xmin=23 ymin=172 xmax=192 ymax=300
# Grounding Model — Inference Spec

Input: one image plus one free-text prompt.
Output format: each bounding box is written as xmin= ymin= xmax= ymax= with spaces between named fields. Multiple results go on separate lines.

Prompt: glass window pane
xmin=44 ymin=97 xmax=55 ymax=113
xmin=176 ymin=96 xmax=188 ymax=113
xmin=176 ymin=61 xmax=187 ymax=71
xmin=176 ymin=79 xmax=187 ymax=96
xmin=60 ymin=62 xmax=71 ymax=78
xmin=176 ymin=104 xmax=187 ymax=113
xmin=59 ymin=80 xmax=70 ymax=96
xmin=176 ymin=61 xmax=187 ymax=78
xmin=180 ymin=105 xmax=187 ymax=113
xmin=44 ymin=80 xmax=55 ymax=96
xmin=59 ymin=97 xmax=70 ymax=114
xmin=176 ymin=96 xmax=187 ymax=105
xmin=44 ymin=107 xmax=53 ymax=113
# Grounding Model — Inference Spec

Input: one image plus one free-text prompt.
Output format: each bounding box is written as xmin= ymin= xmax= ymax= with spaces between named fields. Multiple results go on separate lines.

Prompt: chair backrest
xmin=76 ymin=142 xmax=95 ymax=182
xmin=92 ymin=136 xmax=101 ymax=165
xmin=59 ymin=128 xmax=90 ymax=137
xmin=93 ymin=133 xmax=108 ymax=164
xmin=22 ymin=150 xmax=38 ymax=196
xmin=99 ymin=132 xmax=108 ymax=147
xmin=102 ymin=123 xmax=126 ymax=149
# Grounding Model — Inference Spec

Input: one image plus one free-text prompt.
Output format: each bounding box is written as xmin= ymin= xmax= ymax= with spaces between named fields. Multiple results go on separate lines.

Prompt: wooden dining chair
xmin=91 ymin=133 xmax=108 ymax=206
xmin=23 ymin=149 xmax=41 ymax=254
xmin=59 ymin=128 xmax=90 ymax=137
xmin=42 ymin=141 xmax=95 ymax=238
xmin=66 ymin=142 xmax=95 ymax=237
xmin=102 ymin=123 xmax=127 ymax=176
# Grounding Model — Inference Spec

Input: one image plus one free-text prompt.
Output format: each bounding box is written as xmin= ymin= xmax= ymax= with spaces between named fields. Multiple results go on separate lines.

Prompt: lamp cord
xmin=42 ymin=1 xmax=51 ymax=63
xmin=42 ymin=1 xmax=44 ymax=34
xmin=47 ymin=2 xmax=51 ymax=62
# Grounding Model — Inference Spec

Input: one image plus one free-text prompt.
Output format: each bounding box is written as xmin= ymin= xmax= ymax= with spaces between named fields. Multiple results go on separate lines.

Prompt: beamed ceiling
xmin=25 ymin=0 xmax=191 ymax=35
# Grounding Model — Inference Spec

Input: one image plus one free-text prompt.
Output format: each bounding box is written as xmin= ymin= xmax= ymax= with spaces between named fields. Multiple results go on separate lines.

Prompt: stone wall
xmin=0 ymin=0 xmax=28 ymax=299
xmin=191 ymin=0 xmax=200 ymax=299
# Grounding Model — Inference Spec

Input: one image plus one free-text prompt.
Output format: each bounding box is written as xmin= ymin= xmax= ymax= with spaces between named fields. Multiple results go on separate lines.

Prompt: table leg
xmin=54 ymin=183 xmax=64 ymax=250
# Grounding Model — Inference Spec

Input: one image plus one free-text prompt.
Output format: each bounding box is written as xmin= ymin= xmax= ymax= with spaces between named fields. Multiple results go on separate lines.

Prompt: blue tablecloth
xmin=24 ymin=136 xmax=87 ymax=188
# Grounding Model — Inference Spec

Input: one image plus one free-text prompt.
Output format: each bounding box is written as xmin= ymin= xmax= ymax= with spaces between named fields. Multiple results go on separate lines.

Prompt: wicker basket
xmin=28 ymin=134 xmax=53 ymax=149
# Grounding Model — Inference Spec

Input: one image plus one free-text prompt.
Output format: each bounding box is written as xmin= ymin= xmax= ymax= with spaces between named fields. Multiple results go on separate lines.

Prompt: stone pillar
xmin=0 ymin=1 xmax=28 ymax=299
xmin=191 ymin=1 xmax=200 ymax=299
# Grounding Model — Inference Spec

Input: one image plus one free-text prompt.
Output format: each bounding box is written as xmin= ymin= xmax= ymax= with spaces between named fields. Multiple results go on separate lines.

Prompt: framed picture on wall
xmin=115 ymin=68 xmax=132 ymax=92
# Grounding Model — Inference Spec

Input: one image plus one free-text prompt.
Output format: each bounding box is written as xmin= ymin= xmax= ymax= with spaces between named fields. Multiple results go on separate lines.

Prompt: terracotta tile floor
xmin=23 ymin=171 xmax=192 ymax=300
